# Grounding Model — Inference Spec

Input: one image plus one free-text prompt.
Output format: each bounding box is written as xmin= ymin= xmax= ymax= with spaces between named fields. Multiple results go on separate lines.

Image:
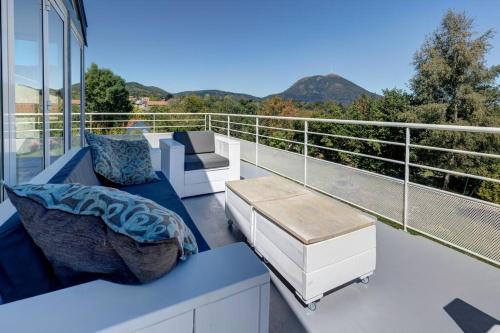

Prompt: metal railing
xmin=83 ymin=111 xmax=500 ymax=266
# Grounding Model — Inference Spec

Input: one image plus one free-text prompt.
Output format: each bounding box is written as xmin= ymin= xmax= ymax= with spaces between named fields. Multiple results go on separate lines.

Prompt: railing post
xmin=304 ymin=120 xmax=308 ymax=187
xmin=152 ymin=113 xmax=156 ymax=144
xmin=403 ymin=127 xmax=410 ymax=232
xmin=89 ymin=114 xmax=92 ymax=133
xmin=227 ymin=115 xmax=230 ymax=137
xmin=255 ymin=117 xmax=259 ymax=166
xmin=204 ymin=114 xmax=207 ymax=131
xmin=208 ymin=114 xmax=212 ymax=131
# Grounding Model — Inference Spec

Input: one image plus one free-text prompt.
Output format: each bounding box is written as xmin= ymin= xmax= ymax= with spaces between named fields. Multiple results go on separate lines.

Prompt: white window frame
xmin=2 ymin=0 xmax=84 ymax=186
xmin=69 ymin=21 xmax=84 ymax=149
xmin=44 ymin=0 xmax=68 ymax=166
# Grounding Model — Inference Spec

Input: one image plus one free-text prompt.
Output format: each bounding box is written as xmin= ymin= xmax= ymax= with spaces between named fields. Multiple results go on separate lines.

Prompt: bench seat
xmin=225 ymin=175 xmax=377 ymax=306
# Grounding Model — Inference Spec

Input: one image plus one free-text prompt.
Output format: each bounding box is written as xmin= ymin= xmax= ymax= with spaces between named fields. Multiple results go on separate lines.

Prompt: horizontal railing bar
xmin=15 ymin=129 xmax=42 ymax=133
xmin=84 ymin=112 xmax=201 ymax=116
xmin=211 ymin=119 xmax=227 ymax=124
xmin=259 ymin=124 xmax=304 ymax=133
xmin=410 ymin=143 xmax=500 ymax=159
xmin=308 ymin=130 xmax=405 ymax=147
xmin=79 ymin=112 xmax=500 ymax=133
xmin=84 ymin=118 xmax=204 ymax=124
xmin=85 ymin=124 xmax=201 ymax=131
xmin=229 ymin=128 xmax=255 ymax=136
xmin=14 ymin=113 xmax=53 ymax=116
xmin=258 ymin=133 xmax=304 ymax=145
xmin=308 ymin=143 xmax=405 ymax=165
xmin=211 ymin=125 xmax=227 ymax=132
xmin=154 ymin=125 xmax=203 ymax=129
xmin=408 ymin=163 xmax=500 ymax=184
xmin=229 ymin=121 xmax=256 ymax=127
xmin=203 ymin=113 xmax=500 ymax=134
xmin=152 ymin=118 xmax=204 ymax=122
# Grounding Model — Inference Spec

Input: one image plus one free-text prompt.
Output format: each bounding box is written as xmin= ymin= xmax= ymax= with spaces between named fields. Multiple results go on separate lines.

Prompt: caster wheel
xmin=307 ymin=302 xmax=317 ymax=311
xmin=227 ymin=220 xmax=233 ymax=227
xmin=360 ymin=276 xmax=370 ymax=284
xmin=263 ymin=257 xmax=269 ymax=264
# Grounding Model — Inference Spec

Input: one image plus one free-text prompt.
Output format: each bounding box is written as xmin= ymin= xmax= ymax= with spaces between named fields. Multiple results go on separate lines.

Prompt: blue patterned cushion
xmin=7 ymin=183 xmax=198 ymax=259
xmin=84 ymin=131 xmax=159 ymax=185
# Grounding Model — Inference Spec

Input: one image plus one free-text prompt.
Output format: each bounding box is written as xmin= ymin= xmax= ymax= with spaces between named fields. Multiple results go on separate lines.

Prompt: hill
xmin=268 ymin=74 xmax=378 ymax=104
xmin=121 ymin=74 xmax=378 ymax=105
xmin=175 ymin=90 xmax=259 ymax=100
xmin=125 ymin=82 xmax=172 ymax=100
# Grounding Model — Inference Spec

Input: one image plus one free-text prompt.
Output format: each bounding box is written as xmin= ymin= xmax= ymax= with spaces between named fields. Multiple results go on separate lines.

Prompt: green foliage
xmin=410 ymin=10 xmax=500 ymax=123
xmin=85 ymin=63 xmax=133 ymax=134
xmin=408 ymin=10 xmax=499 ymax=198
xmin=86 ymin=11 xmax=498 ymax=203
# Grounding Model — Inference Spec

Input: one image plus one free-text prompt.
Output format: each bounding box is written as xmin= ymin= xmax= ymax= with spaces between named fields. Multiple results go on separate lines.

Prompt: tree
xmin=85 ymin=63 xmax=133 ymax=133
xmin=410 ymin=10 xmax=500 ymax=123
xmin=408 ymin=11 xmax=499 ymax=196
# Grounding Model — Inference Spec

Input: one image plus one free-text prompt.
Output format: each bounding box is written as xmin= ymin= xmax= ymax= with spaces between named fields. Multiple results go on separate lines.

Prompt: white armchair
xmin=160 ymin=132 xmax=240 ymax=198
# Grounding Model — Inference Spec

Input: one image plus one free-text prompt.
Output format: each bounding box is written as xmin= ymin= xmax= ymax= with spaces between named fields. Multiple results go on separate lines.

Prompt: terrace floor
xmin=151 ymin=150 xmax=500 ymax=333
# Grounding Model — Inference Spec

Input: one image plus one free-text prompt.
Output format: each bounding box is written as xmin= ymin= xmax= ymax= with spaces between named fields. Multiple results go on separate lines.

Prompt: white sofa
xmin=0 ymin=149 xmax=269 ymax=332
xmin=160 ymin=132 xmax=240 ymax=198
xmin=0 ymin=243 xmax=270 ymax=333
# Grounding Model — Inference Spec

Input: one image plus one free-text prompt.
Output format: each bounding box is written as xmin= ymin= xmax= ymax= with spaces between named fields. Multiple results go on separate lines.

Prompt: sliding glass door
xmin=14 ymin=0 xmax=44 ymax=183
xmin=13 ymin=0 xmax=68 ymax=183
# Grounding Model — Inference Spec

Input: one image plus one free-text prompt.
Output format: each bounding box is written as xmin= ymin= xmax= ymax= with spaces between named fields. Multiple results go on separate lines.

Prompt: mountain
xmin=175 ymin=90 xmax=259 ymax=100
xmin=123 ymin=73 xmax=377 ymax=104
xmin=268 ymin=74 xmax=379 ymax=104
xmin=125 ymin=82 xmax=173 ymax=100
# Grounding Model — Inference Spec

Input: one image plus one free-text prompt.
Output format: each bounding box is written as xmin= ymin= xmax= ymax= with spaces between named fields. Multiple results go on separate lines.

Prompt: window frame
xmin=2 ymin=0 xmax=85 ymax=188
xmin=69 ymin=22 xmax=84 ymax=149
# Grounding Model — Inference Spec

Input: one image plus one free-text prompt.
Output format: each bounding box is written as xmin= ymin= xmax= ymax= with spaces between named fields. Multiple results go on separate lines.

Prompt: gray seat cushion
xmin=185 ymin=153 xmax=229 ymax=171
xmin=173 ymin=131 xmax=215 ymax=154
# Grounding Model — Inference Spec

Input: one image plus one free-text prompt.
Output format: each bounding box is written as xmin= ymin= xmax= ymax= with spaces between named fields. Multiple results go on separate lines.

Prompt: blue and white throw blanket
xmin=8 ymin=183 xmax=198 ymax=259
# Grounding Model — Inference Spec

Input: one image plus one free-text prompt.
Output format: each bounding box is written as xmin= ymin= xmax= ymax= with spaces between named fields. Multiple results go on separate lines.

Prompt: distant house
xmin=126 ymin=119 xmax=150 ymax=133
xmin=130 ymin=96 xmax=169 ymax=109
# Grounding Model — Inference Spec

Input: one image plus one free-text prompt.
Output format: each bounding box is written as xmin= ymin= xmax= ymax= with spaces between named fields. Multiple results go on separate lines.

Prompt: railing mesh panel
xmin=306 ymin=157 xmax=404 ymax=223
xmin=233 ymin=134 xmax=500 ymax=265
xmin=257 ymin=144 xmax=305 ymax=183
xmin=232 ymin=137 xmax=256 ymax=164
xmin=408 ymin=184 xmax=500 ymax=263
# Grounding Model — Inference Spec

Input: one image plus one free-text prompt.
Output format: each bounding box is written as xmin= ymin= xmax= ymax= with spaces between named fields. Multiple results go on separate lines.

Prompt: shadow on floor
xmin=444 ymin=298 xmax=500 ymax=333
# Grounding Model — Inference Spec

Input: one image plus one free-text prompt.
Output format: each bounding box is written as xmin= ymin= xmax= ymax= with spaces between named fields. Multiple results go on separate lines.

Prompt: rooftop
xmin=146 ymin=147 xmax=500 ymax=333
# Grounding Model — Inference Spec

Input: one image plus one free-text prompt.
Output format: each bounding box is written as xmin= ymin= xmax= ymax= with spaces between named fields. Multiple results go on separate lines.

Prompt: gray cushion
xmin=173 ymin=131 xmax=215 ymax=154
xmin=49 ymin=148 xmax=102 ymax=186
xmin=185 ymin=153 xmax=229 ymax=171
xmin=85 ymin=131 xmax=159 ymax=185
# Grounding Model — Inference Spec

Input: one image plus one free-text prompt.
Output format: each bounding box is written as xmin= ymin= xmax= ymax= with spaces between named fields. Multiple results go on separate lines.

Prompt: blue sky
xmin=85 ymin=0 xmax=500 ymax=97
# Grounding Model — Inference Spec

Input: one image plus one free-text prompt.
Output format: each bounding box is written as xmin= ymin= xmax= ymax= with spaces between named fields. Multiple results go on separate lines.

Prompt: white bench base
xmin=225 ymin=186 xmax=376 ymax=306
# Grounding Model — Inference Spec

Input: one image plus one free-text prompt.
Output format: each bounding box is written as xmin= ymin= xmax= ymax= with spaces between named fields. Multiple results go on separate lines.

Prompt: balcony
xmin=80 ymin=111 xmax=500 ymax=332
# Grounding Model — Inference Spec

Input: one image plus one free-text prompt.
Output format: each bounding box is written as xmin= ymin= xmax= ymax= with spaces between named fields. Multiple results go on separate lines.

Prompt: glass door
xmin=12 ymin=0 xmax=67 ymax=183
xmin=47 ymin=1 xmax=65 ymax=163
xmin=13 ymin=0 xmax=44 ymax=183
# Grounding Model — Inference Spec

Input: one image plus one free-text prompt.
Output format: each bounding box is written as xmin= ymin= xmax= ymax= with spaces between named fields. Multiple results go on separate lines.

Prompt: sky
xmin=85 ymin=0 xmax=500 ymax=97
